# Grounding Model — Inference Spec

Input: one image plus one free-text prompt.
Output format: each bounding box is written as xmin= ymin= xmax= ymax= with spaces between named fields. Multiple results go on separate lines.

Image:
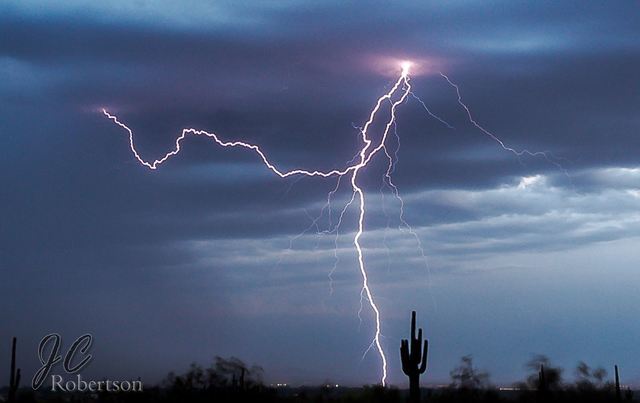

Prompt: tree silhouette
xmin=449 ymin=355 xmax=490 ymax=390
xmin=574 ymin=361 xmax=607 ymax=391
xmin=521 ymin=355 xmax=563 ymax=392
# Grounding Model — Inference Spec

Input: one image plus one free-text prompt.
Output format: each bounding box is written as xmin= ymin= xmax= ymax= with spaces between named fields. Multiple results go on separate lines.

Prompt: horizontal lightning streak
xmin=102 ymin=110 xmax=356 ymax=178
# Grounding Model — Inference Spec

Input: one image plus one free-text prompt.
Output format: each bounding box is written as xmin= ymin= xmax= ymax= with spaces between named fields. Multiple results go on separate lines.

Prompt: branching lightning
xmin=103 ymin=63 xmax=412 ymax=386
xmin=103 ymin=62 xmax=561 ymax=386
xmin=437 ymin=72 xmax=570 ymax=176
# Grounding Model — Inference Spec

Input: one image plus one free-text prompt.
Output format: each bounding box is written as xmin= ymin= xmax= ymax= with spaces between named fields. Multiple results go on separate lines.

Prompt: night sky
xmin=2 ymin=1 xmax=639 ymax=388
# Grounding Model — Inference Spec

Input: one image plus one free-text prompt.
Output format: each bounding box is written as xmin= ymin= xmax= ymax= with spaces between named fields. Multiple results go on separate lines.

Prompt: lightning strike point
xmin=400 ymin=61 xmax=412 ymax=77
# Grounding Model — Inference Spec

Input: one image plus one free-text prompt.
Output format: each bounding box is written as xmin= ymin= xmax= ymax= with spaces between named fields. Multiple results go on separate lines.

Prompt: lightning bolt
xmin=103 ymin=63 xmax=413 ymax=386
xmin=103 ymin=63 xmax=564 ymax=387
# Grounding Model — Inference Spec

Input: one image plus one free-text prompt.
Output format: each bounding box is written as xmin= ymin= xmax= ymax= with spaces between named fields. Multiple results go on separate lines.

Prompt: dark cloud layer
xmin=1 ymin=0 xmax=639 ymax=387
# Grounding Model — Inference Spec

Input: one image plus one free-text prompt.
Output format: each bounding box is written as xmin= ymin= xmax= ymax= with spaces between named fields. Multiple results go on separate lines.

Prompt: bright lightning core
xmin=400 ymin=61 xmax=412 ymax=77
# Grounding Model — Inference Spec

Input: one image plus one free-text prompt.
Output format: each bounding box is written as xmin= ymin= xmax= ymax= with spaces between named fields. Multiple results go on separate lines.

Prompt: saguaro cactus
xmin=615 ymin=365 xmax=621 ymax=401
xmin=400 ymin=311 xmax=428 ymax=403
xmin=8 ymin=337 xmax=21 ymax=403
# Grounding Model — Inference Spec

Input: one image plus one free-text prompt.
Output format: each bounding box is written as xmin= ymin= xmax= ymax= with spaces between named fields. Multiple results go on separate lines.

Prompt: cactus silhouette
xmin=615 ymin=365 xmax=621 ymax=401
xmin=400 ymin=311 xmax=428 ymax=403
xmin=8 ymin=337 xmax=21 ymax=403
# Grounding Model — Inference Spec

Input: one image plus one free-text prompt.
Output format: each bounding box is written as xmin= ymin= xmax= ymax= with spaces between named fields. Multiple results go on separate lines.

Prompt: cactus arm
xmin=419 ymin=340 xmax=428 ymax=373
xmin=400 ymin=340 xmax=411 ymax=375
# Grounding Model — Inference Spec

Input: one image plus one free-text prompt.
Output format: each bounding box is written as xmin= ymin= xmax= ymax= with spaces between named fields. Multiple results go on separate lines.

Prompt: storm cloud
xmin=1 ymin=0 xmax=639 ymax=387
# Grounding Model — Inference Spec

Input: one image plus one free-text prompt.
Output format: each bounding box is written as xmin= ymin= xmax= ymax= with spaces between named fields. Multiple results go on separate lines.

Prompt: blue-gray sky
xmin=1 ymin=0 xmax=639 ymax=388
